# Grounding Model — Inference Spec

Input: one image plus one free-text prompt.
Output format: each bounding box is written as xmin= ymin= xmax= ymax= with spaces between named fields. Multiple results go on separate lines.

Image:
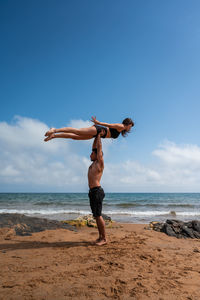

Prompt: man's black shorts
xmin=88 ymin=186 xmax=105 ymax=217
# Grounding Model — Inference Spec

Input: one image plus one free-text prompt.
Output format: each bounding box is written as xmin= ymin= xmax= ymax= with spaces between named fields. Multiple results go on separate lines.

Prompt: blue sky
xmin=0 ymin=0 xmax=200 ymax=192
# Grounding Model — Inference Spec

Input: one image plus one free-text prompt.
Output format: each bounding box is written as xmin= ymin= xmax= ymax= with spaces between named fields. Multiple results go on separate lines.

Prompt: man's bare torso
xmin=88 ymin=160 xmax=104 ymax=189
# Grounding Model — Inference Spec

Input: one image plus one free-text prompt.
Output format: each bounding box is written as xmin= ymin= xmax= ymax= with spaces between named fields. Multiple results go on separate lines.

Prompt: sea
xmin=0 ymin=193 xmax=200 ymax=224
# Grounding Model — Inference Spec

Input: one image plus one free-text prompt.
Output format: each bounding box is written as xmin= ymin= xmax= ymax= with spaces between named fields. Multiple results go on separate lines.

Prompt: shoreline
xmin=0 ymin=211 xmax=200 ymax=228
xmin=1 ymin=222 xmax=200 ymax=299
xmin=1 ymin=192 xmax=200 ymax=226
xmin=1 ymin=210 xmax=199 ymax=225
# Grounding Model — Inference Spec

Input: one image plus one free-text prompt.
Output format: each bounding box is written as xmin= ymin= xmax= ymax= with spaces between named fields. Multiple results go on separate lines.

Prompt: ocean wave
xmin=104 ymin=210 xmax=200 ymax=217
xmin=1 ymin=209 xmax=200 ymax=217
xmin=167 ymin=204 xmax=195 ymax=208
xmin=33 ymin=202 xmax=87 ymax=207
xmin=115 ymin=203 xmax=140 ymax=208
xmin=175 ymin=212 xmax=200 ymax=216
xmin=115 ymin=203 xmax=165 ymax=208
xmin=115 ymin=203 xmax=196 ymax=208
xmin=105 ymin=210 xmax=171 ymax=216
xmin=0 ymin=209 xmax=91 ymax=215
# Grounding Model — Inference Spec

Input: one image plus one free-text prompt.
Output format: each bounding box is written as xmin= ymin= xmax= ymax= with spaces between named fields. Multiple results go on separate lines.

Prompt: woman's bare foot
xmin=95 ymin=238 xmax=107 ymax=246
xmin=45 ymin=128 xmax=56 ymax=136
xmin=44 ymin=133 xmax=55 ymax=142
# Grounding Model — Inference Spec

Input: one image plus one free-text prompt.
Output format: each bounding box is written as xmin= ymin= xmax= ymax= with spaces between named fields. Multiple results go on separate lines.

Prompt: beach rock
xmin=63 ymin=214 xmax=114 ymax=228
xmin=163 ymin=223 xmax=177 ymax=237
xmin=148 ymin=219 xmax=200 ymax=239
xmin=0 ymin=213 xmax=77 ymax=236
xmin=170 ymin=211 xmax=176 ymax=216
xmin=192 ymin=220 xmax=200 ymax=233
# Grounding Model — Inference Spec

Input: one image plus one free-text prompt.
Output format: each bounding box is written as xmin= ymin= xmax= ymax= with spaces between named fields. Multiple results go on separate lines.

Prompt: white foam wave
xmin=0 ymin=209 xmax=91 ymax=215
xmin=175 ymin=212 xmax=200 ymax=216
xmin=1 ymin=209 xmax=200 ymax=217
xmin=106 ymin=210 xmax=200 ymax=216
xmin=105 ymin=210 xmax=170 ymax=216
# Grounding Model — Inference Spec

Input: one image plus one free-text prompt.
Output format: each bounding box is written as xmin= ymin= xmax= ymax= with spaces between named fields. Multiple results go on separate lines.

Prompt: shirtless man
xmin=88 ymin=133 xmax=107 ymax=246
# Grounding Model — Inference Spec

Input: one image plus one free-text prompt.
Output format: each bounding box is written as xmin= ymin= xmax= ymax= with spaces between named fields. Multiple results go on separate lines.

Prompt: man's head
xmin=90 ymin=148 xmax=97 ymax=161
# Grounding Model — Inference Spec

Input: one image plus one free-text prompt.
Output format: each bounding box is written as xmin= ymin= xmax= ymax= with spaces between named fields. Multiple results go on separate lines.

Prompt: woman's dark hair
xmin=121 ymin=118 xmax=134 ymax=137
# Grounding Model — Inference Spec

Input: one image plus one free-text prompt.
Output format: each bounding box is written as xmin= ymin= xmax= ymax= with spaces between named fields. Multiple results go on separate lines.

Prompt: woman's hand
xmin=91 ymin=116 xmax=100 ymax=125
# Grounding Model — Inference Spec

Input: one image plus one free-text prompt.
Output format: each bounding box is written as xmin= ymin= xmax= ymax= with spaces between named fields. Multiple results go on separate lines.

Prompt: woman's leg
xmin=44 ymin=133 xmax=93 ymax=142
xmin=45 ymin=126 xmax=97 ymax=137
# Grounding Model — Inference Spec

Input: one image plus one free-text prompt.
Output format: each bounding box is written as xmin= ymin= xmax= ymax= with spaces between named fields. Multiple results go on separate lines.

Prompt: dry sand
xmin=0 ymin=223 xmax=200 ymax=300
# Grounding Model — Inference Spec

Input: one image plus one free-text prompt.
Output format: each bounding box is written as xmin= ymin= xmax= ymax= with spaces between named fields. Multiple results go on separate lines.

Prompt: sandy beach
xmin=0 ymin=223 xmax=200 ymax=300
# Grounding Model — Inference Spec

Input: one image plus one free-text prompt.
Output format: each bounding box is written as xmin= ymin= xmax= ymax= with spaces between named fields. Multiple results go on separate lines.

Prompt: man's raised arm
xmin=96 ymin=134 xmax=104 ymax=168
xmin=92 ymin=135 xmax=97 ymax=150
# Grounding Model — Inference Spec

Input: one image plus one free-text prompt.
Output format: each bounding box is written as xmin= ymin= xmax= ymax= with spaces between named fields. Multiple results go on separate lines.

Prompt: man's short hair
xmin=92 ymin=148 xmax=103 ymax=156
xmin=92 ymin=148 xmax=97 ymax=154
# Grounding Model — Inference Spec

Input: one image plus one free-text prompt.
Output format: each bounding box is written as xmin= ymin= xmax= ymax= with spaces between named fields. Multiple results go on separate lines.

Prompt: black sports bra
xmin=109 ymin=128 xmax=120 ymax=139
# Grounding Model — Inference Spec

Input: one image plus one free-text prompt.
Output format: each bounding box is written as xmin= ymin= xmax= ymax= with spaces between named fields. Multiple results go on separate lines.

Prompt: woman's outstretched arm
xmin=91 ymin=116 xmax=125 ymax=131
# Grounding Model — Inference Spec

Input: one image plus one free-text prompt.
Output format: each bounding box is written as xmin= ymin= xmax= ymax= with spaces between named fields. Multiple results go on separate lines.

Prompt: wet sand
xmin=0 ymin=223 xmax=200 ymax=300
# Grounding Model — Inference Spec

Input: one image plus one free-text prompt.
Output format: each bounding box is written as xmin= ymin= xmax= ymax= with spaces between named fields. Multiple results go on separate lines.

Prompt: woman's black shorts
xmin=93 ymin=125 xmax=107 ymax=138
xmin=88 ymin=186 xmax=105 ymax=217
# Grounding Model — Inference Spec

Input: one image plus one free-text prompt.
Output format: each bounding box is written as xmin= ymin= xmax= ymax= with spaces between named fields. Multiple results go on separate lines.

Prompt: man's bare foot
xmin=95 ymin=238 xmax=107 ymax=246
xmin=45 ymin=128 xmax=56 ymax=136
xmin=44 ymin=133 xmax=54 ymax=142
xmin=91 ymin=238 xmax=100 ymax=245
xmin=95 ymin=238 xmax=101 ymax=243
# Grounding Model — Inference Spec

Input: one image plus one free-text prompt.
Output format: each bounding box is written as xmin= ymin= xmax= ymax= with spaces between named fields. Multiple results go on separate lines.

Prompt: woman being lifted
xmin=44 ymin=116 xmax=134 ymax=142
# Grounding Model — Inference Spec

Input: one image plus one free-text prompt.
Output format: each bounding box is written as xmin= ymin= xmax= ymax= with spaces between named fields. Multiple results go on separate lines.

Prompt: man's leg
xmin=95 ymin=216 xmax=107 ymax=246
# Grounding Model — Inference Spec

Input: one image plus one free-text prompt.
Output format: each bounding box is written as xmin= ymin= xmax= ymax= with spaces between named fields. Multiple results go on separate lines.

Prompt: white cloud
xmin=68 ymin=119 xmax=92 ymax=129
xmin=0 ymin=116 xmax=90 ymax=190
xmin=151 ymin=141 xmax=200 ymax=189
xmin=0 ymin=117 xmax=200 ymax=192
xmin=0 ymin=115 xmax=64 ymax=154
xmin=102 ymin=161 xmax=161 ymax=191
xmin=153 ymin=140 xmax=200 ymax=167
xmin=101 ymin=141 xmax=200 ymax=191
